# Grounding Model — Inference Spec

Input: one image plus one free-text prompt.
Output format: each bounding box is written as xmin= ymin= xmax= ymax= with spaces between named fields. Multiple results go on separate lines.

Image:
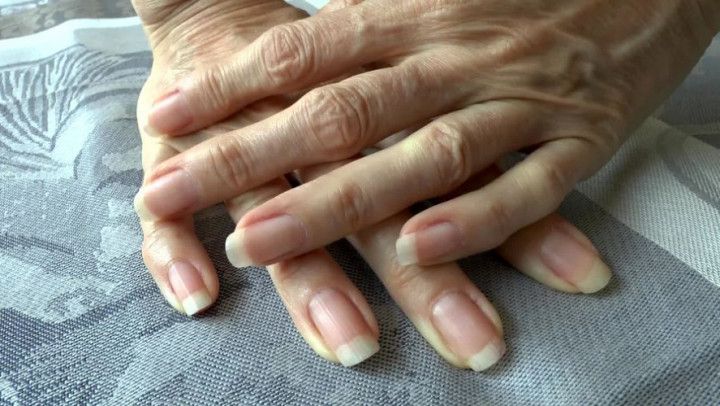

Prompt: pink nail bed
xmin=140 ymin=169 xmax=199 ymax=219
xmin=431 ymin=292 xmax=505 ymax=371
xmin=148 ymin=89 xmax=193 ymax=134
xmin=308 ymin=289 xmax=379 ymax=367
xmin=539 ymin=225 xmax=611 ymax=294
xmin=226 ymin=214 xmax=307 ymax=267
xmin=168 ymin=261 xmax=212 ymax=316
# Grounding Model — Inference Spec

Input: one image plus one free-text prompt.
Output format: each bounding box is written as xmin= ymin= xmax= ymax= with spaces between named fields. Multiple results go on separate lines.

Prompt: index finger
xmin=146 ymin=2 xmax=414 ymax=136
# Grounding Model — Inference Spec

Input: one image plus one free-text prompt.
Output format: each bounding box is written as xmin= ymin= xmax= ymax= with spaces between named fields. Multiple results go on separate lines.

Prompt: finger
xmin=140 ymin=217 xmax=219 ymax=315
xmin=136 ymin=143 xmax=219 ymax=316
xmin=497 ymin=213 xmax=612 ymax=294
xmin=395 ymin=138 xmax=602 ymax=270
xmin=223 ymin=101 xmax=538 ymax=267
xmin=299 ymin=162 xmax=505 ymax=372
xmin=146 ymin=2 xmax=416 ymax=135
xmin=135 ymin=63 xmax=460 ymax=221
xmin=224 ymin=178 xmax=380 ymax=367
xmin=443 ymin=166 xmax=611 ymax=294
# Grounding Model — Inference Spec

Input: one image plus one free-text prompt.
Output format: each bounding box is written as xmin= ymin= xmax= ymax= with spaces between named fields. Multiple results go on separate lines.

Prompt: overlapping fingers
xmin=224 ymin=178 xmax=381 ymax=367
xmin=134 ymin=61 xmax=462 ymax=220
xmin=297 ymin=161 xmax=505 ymax=371
xmin=222 ymin=101 xmax=538 ymax=267
xmin=293 ymin=160 xmax=610 ymax=371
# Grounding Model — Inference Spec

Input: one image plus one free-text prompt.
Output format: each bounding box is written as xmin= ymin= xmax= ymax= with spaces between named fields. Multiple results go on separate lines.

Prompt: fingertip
xmin=430 ymin=292 xmax=506 ymax=372
xmin=168 ymin=261 xmax=215 ymax=316
xmin=142 ymin=121 xmax=165 ymax=138
xmin=133 ymin=191 xmax=157 ymax=222
xmin=467 ymin=339 xmax=506 ymax=372
xmin=147 ymin=88 xmax=193 ymax=135
xmin=499 ymin=215 xmax=612 ymax=295
xmin=395 ymin=233 xmax=418 ymax=266
xmin=538 ymin=222 xmax=612 ymax=295
xmin=308 ymin=289 xmax=380 ymax=367
xmin=575 ymin=258 xmax=612 ymax=294
xmin=336 ymin=336 xmax=380 ymax=367
xmin=225 ymin=230 xmax=253 ymax=268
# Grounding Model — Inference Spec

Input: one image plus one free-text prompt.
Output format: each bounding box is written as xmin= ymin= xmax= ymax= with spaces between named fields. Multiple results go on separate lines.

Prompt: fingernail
xmin=432 ymin=292 xmax=505 ymax=372
xmin=136 ymin=169 xmax=199 ymax=219
xmin=396 ymin=222 xmax=462 ymax=266
xmin=168 ymin=261 xmax=213 ymax=316
xmin=142 ymin=122 xmax=164 ymax=137
xmin=133 ymin=191 xmax=156 ymax=221
xmin=308 ymin=289 xmax=379 ymax=367
xmin=539 ymin=225 xmax=611 ymax=294
xmin=148 ymin=89 xmax=192 ymax=134
xmin=225 ymin=214 xmax=306 ymax=267
xmin=158 ymin=283 xmax=184 ymax=313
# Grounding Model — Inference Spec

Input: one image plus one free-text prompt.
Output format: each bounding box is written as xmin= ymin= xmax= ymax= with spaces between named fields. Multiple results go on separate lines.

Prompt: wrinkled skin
xmin=136 ymin=0 xmax=718 ymax=271
xmin=132 ymin=0 xmax=640 ymax=370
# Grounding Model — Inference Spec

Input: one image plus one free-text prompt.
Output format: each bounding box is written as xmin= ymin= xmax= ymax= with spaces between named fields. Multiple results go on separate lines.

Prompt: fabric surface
xmin=1 ymin=2 xmax=719 ymax=404
xmin=0 ymin=0 xmax=134 ymax=39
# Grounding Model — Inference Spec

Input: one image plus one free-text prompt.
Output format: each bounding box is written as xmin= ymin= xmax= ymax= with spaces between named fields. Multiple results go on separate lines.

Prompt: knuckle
xmin=328 ymin=181 xmax=371 ymax=231
xmin=207 ymin=138 xmax=252 ymax=192
xmin=196 ymin=67 xmax=235 ymax=113
xmin=260 ymin=23 xmax=312 ymax=85
xmin=422 ymin=122 xmax=473 ymax=192
xmin=301 ymin=86 xmax=369 ymax=159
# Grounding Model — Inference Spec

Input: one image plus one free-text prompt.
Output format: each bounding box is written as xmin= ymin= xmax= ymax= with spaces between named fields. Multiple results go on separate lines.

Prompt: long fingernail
xmin=396 ymin=222 xmax=462 ymax=266
xmin=148 ymin=89 xmax=192 ymax=134
xmin=136 ymin=169 xmax=199 ymax=220
xmin=431 ymin=292 xmax=505 ymax=372
xmin=225 ymin=214 xmax=306 ymax=267
xmin=539 ymin=225 xmax=611 ymax=294
xmin=168 ymin=261 xmax=213 ymax=316
xmin=308 ymin=289 xmax=379 ymax=367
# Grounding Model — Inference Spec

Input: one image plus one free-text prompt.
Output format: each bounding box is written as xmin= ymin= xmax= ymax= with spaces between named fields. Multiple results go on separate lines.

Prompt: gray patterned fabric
xmin=1 ymin=7 xmax=719 ymax=406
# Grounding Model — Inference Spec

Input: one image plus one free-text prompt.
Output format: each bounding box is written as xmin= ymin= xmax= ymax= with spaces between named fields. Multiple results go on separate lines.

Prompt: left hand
xmin=134 ymin=0 xmax=718 ymax=267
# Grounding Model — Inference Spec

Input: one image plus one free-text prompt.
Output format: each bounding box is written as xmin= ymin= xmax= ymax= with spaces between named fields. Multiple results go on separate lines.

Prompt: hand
xmin=132 ymin=0 xmax=612 ymax=371
xmin=134 ymin=0 xmax=718 ymax=270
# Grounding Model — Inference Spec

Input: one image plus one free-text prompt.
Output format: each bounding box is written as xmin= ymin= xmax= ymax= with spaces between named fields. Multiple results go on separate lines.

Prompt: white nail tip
xmin=181 ymin=291 xmax=213 ymax=316
xmin=576 ymin=259 xmax=612 ymax=294
xmin=335 ymin=336 xmax=380 ymax=367
xmin=225 ymin=230 xmax=252 ymax=268
xmin=468 ymin=341 xmax=506 ymax=372
xmin=395 ymin=234 xmax=418 ymax=266
xmin=133 ymin=192 xmax=156 ymax=221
